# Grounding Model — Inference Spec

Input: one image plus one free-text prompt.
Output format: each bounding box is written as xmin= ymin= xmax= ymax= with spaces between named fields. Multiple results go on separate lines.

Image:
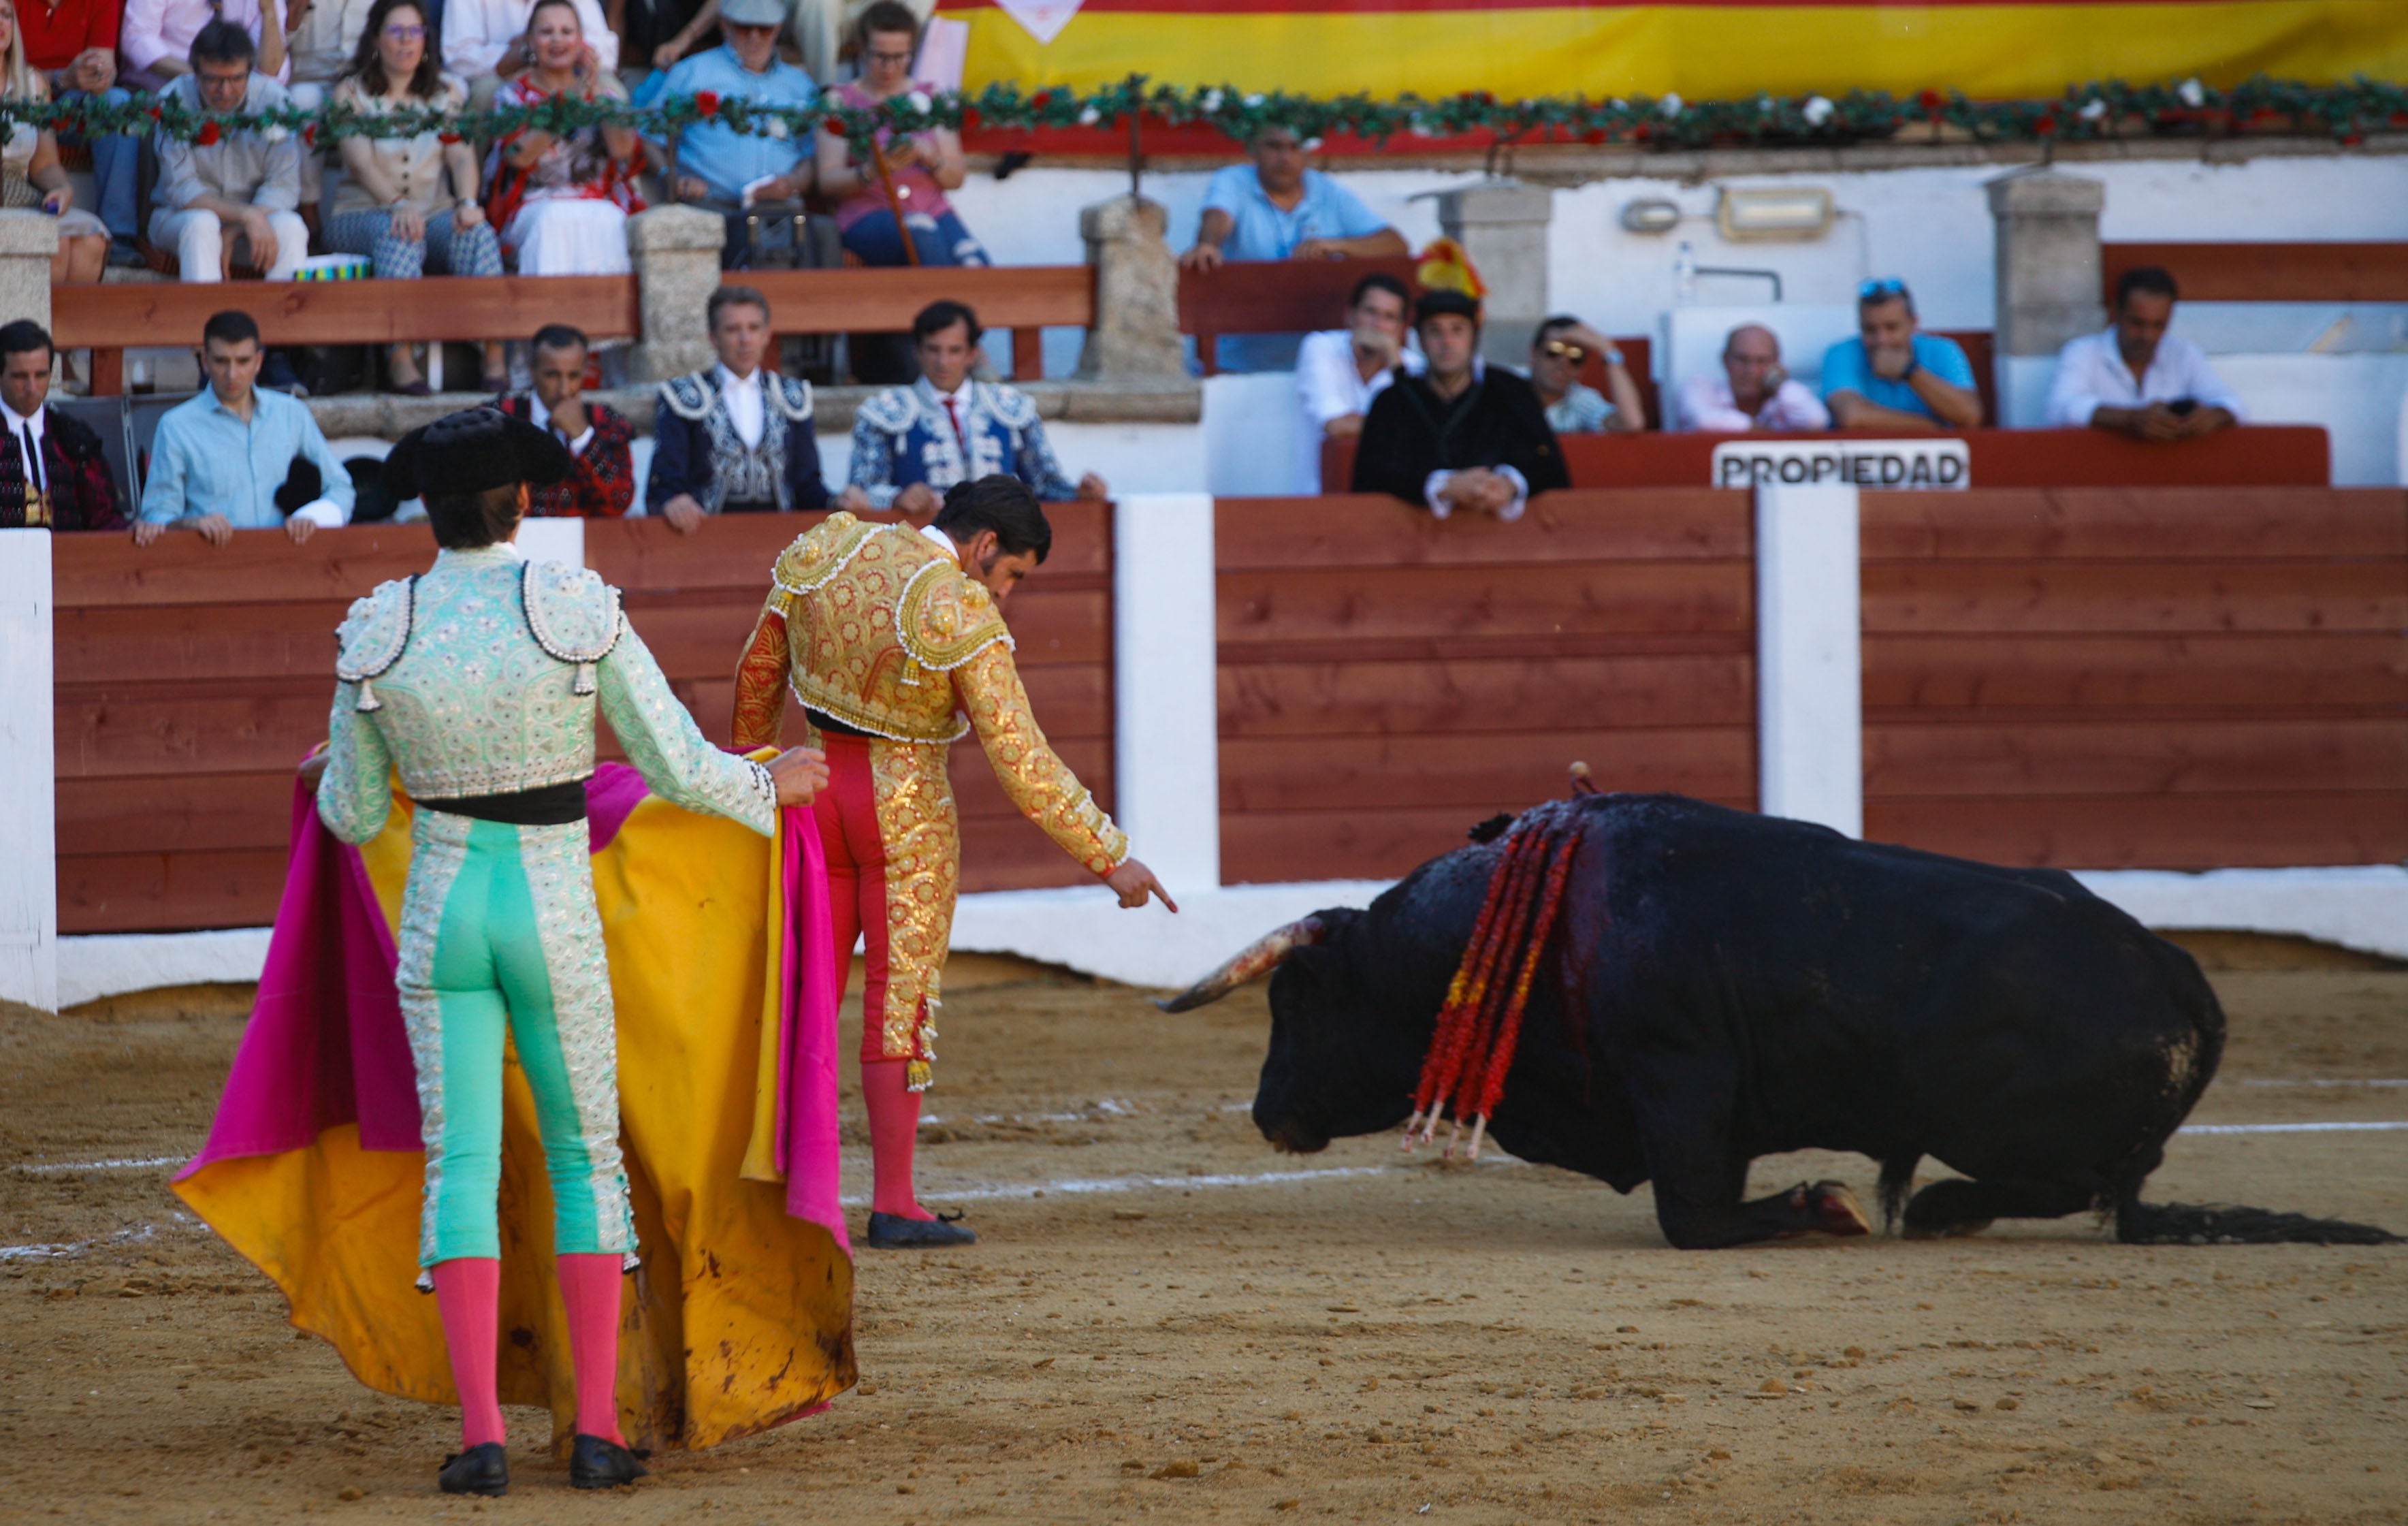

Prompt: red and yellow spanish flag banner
xmin=938 ymin=0 xmax=2408 ymax=104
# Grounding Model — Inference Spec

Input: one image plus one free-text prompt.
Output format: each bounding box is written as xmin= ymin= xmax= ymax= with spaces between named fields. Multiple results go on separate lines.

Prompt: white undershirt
xmin=921 ymin=522 xmax=960 ymax=564
xmin=526 ymin=394 xmax=595 ymax=458
xmin=718 ymin=364 xmax=766 ymax=449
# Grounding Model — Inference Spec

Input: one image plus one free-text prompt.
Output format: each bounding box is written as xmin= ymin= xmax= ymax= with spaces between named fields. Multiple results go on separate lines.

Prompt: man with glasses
xmin=1823 ymin=277 xmax=1982 ymax=432
xmin=146 ymin=20 xmax=309 ymax=282
xmin=1526 ymin=316 xmax=1646 ymax=435
xmin=650 ymin=0 xmax=818 ymax=266
xmin=1677 ymin=323 xmax=1829 ymax=432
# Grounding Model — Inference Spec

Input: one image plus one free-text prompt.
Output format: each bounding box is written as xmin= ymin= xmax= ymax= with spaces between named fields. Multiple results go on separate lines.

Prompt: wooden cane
xmin=868 ymin=133 xmax=920 ymax=268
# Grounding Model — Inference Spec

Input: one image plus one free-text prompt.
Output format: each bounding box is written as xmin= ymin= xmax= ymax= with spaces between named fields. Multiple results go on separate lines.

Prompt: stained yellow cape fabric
xmin=172 ymin=776 xmax=856 ymax=1453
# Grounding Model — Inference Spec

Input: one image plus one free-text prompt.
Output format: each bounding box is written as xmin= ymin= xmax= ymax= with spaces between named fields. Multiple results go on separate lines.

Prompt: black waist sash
xmin=421 ymin=778 xmax=591 ymax=826
xmin=805 ymin=707 xmax=873 ymax=740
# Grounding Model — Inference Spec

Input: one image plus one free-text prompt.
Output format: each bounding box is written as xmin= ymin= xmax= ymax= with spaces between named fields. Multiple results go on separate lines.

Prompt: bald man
xmin=1677 ymin=324 xmax=1831 ymax=432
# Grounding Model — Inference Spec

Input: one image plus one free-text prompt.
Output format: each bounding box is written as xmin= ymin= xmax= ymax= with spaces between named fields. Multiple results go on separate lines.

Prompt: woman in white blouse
xmin=327 ymin=0 xmax=506 ymax=393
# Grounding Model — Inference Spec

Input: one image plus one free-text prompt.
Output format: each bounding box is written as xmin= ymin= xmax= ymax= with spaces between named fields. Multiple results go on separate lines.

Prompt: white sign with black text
xmin=1711 ymin=438 xmax=1970 ymax=491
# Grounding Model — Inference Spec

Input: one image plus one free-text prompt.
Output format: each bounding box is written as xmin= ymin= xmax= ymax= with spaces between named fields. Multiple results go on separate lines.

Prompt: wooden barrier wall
xmin=1215 ymin=490 xmax=1756 ymax=883
xmin=1860 ymin=488 xmax=2408 ymax=869
xmin=584 ymin=510 xmax=1114 ymax=893
xmin=52 ymin=511 xmax=1114 ymax=934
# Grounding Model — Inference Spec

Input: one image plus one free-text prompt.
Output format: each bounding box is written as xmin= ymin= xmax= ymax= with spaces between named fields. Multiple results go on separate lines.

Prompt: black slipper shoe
xmin=438 ymin=1442 xmax=509 ymax=1495
xmin=569 ymin=1433 xmax=651 ymax=1489
xmin=865 ymin=1211 xmax=978 ymax=1248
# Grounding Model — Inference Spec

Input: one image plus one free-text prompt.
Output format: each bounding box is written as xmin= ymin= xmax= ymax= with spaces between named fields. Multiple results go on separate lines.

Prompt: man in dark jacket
xmin=1352 ymin=289 xmax=1568 ymax=518
xmin=645 ymin=285 xmax=829 ymax=530
xmin=1 ymin=321 xmax=127 ymax=531
xmin=492 ymin=325 xmax=637 ymax=519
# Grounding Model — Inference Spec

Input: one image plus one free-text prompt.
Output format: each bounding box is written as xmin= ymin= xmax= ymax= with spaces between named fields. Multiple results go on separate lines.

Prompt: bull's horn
xmin=1155 ymin=917 xmax=1328 ymax=1012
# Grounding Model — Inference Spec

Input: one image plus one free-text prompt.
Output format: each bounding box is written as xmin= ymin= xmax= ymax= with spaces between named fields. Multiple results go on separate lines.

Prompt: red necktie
xmin=942 ymin=396 xmax=967 ymax=457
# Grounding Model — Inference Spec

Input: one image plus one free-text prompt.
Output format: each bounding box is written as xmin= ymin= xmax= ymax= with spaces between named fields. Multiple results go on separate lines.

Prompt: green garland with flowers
xmin=3 ymin=73 xmax=2402 ymax=152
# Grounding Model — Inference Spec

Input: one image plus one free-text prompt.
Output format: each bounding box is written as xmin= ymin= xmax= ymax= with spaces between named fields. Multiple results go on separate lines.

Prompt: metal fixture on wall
xmin=1620 ymin=198 xmax=1682 ymax=234
xmin=1716 ymin=187 xmax=1835 ymax=240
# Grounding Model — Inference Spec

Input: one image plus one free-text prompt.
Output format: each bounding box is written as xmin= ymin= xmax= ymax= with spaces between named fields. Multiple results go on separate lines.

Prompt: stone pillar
xmin=0 ymin=211 xmax=59 ymax=338
xmin=1987 ymin=170 xmax=2105 ymax=426
xmin=626 ymin=205 xmax=726 ymax=383
xmin=1076 ymin=195 xmax=1184 ymax=379
xmin=1436 ymin=181 xmax=1552 ymax=364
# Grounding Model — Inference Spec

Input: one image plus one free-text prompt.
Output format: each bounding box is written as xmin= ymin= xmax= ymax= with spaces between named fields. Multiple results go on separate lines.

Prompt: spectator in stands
xmin=1181 ymin=125 xmax=1407 ymax=372
xmin=654 ymin=0 xmax=816 ymax=255
xmin=620 ymin=0 xmax=711 ymax=76
xmin=839 ymin=299 xmax=1104 ymax=517
xmin=484 ymin=0 xmax=644 ymax=276
xmin=1 ymin=321 xmax=126 ymax=530
xmin=136 ymin=310 xmax=353 ymax=545
xmin=1295 ymin=271 xmax=1420 ymax=488
xmin=1526 ymin=316 xmax=1644 ymax=434
xmin=2 ymin=0 xmax=109 ymax=282
xmin=121 ymin=0 xmax=289 ymax=90
xmin=1353 ymin=289 xmax=1566 ymax=519
xmin=647 ymin=285 xmax=826 ymax=531
xmin=330 ymin=0 xmax=507 ymax=394
xmin=2045 ymin=266 xmax=2243 ymax=441
xmin=1823 ymin=278 xmax=1981 ymax=432
xmin=147 ymin=22 xmax=309 ymax=282
xmin=494 ymin=323 xmax=636 ymax=515
xmin=445 ymin=0 xmax=613 ymax=108
xmin=9 ymin=0 xmax=142 ymax=263
xmin=814 ymin=1 xmax=983 ymax=270
xmin=1677 ymin=323 xmax=1829 ymax=432
xmin=284 ymin=0 xmax=375 ymax=89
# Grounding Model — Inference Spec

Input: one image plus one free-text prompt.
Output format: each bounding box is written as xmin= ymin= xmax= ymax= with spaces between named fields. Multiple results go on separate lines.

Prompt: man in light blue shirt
xmin=1181 ymin=126 xmax=1407 ymax=372
xmin=1822 ymin=278 xmax=1985 ymax=432
xmin=649 ymin=0 xmax=818 ymax=264
xmin=135 ymin=311 xmax=353 ymax=546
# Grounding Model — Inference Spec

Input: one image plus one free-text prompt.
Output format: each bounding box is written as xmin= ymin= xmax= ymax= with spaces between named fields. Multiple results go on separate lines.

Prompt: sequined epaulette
xmin=768 ymin=374 xmax=815 ymax=422
xmin=856 ymin=386 xmax=916 ymax=434
xmin=334 ymin=576 xmax=416 ymax=712
xmin=658 ymin=370 xmax=717 ymax=422
xmin=771 ymin=511 xmax=881 ymax=597
xmin=895 ymin=558 xmax=1012 ymax=672
xmin=976 ymin=381 xmax=1040 ymax=430
xmin=520 ymin=560 xmax=624 ymax=697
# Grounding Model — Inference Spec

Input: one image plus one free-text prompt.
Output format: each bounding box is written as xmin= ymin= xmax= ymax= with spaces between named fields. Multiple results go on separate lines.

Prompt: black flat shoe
xmin=865 ymin=1210 xmax=977 ymax=1248
xmin=438 ymin=1442 xmax=508 ymax=1496
xmin=569 ymin=1433 xmax=650 ymax=1490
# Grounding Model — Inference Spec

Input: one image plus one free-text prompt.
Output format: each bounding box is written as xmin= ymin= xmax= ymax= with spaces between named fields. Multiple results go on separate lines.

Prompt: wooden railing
xmin=1861 ymin=488 xmax=2408 ymax=869
xmin=1180 ymin=255 xmax=1420 ymax=376
xmin=1214 ymin=490 xmax=1756 ymax=883
xmin=1319 ymin=425 xmax=2331 ymax=493
xmin=2101 ymin=242 xmax=2408 ymax=304
xmin=50 ymin=274 xmax=641 ymax=397
xmin=50 ymin=510 xmax=1114 ymax=932
xmin=736 ymin=265 xmax=1097 ymax=378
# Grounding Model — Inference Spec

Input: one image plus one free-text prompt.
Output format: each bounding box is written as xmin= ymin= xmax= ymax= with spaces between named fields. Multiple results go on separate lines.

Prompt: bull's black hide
xmin=1224 ymin=795 xmax=2396 ymax=1250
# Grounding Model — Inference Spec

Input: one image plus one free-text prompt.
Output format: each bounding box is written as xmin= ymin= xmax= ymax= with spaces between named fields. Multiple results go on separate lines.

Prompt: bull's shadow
xmin=1163 ymin=795 xmax=2397 ymax=1251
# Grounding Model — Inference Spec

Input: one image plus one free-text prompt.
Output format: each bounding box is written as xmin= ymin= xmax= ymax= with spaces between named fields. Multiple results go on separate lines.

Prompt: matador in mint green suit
xmin=312 ymin=411 xmax=792 ymax=1498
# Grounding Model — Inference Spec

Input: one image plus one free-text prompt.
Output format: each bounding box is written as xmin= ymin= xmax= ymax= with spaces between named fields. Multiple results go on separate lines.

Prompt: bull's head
xmin=1159 ymin=906 xmax=1424 ymax=1155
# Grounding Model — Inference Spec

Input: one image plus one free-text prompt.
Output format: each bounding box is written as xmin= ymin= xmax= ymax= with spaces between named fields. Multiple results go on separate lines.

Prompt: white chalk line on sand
xmin=2182 ymin=1120 xmax=2408 ymax=1135
xmin=11 ymin=1154 xmax=187 ymax=1174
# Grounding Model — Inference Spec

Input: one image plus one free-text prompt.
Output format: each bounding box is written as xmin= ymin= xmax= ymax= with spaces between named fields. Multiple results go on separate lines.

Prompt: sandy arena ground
xmin=2 ymin=934 xmax=2404 ymax=1524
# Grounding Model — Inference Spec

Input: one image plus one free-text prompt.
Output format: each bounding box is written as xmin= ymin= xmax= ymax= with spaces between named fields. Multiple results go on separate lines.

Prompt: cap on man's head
xmin=1415 ymin=289 xmax=1481 ymax=328
xmin=385 ymin=407 xmax=571 ymax=501
xmin=720 ymin=0 xmax=785 ymax=27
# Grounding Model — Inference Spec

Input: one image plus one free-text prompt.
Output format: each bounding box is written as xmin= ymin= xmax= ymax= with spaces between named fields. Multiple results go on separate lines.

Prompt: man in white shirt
xmin=2045 ymin=266 xmax=2244 ymax=440
xmin=646 ymin=286 xmax=828 ymax=529
xmin=1677 ymin=323 xmax=1831 ymax=433
xmin=1294 ymin=272 xmax=1420 ymax=490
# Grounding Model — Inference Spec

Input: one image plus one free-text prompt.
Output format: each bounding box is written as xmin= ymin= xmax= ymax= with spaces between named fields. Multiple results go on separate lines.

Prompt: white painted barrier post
xmin=1110 ymin=493 xmax=1221 ymax=895
xmin=1754 ymin=482 xmax=1863 ymax=838
xmin=0 ymin=530 xmax=57 ymax=1010
xmin=514 ymin=515 xmax=587 ymax=571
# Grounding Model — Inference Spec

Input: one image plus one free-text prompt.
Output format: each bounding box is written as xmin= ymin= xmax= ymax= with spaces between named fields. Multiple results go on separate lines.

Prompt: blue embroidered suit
xmin=848 ymin=379 xmax=1080 ymax=510
xmin=645 ymin=368 xmax=829 ymax=515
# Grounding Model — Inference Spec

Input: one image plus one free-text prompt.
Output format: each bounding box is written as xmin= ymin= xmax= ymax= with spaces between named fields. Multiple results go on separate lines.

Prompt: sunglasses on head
xmin=1859 ymin=276 xmax=1908 ymax=300
xmin=1539 ymin=339 xmax=1588 ymax=362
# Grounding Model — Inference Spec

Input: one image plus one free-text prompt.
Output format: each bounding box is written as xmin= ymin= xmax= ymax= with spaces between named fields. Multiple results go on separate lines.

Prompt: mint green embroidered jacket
xmin=317 ymin=545 xmax=777 ymax=843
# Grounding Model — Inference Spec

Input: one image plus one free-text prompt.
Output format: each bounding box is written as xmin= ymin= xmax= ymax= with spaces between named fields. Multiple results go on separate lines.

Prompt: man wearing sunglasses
xmin=1823 ymin=278 xmax=1982 ymax=432
xmin=1527 ymin=317 xmax=1646 ymax=435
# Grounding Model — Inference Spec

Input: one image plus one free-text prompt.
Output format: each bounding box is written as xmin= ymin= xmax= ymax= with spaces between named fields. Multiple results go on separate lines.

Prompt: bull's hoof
xmin=1809 ymin=1180 xmax=1872 ymax=1237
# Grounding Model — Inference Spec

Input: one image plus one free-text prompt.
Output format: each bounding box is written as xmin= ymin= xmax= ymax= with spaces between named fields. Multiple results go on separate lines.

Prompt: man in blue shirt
xmin=1180 ymin=125 xmax=1407 ymax=371
xmin=135 ymin=311 xmax=354 ymax=546
xmin=1822 ymin=278 xmax=1984 ymax=432
xmin=650 ymin=0 xmax=818 ymax=266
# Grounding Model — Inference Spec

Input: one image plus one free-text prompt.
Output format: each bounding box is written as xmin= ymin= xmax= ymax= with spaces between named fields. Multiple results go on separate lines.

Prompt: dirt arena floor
xmin=3 ymin=934 xmax=2404 ymax=1524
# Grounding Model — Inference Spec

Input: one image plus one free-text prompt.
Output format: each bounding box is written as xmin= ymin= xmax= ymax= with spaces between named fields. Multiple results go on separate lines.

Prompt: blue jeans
xmin=58 ymin=88 xmax=138 ymax=241
xmin=840 ymin=207 xmax=989 ymax=268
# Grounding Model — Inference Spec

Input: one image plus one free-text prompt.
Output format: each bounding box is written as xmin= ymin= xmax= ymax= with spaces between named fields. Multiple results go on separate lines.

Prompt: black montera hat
xmin=384 ymin=407 xmax=572 ymax=500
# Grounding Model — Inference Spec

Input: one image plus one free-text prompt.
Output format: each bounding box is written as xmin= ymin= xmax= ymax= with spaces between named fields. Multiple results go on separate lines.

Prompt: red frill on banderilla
xmin=1402 ymin=771 xmax=1597 ymax=1162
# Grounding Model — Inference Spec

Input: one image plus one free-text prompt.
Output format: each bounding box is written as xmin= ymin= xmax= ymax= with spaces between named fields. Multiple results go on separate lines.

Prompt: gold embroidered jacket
xmin=731 ymin=513 xmax=1129 ymax=878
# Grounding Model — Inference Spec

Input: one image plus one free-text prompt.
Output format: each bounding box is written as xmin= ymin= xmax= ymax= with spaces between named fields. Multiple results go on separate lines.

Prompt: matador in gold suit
xmin=731 ymin=478 xmax=1170 ymax=1248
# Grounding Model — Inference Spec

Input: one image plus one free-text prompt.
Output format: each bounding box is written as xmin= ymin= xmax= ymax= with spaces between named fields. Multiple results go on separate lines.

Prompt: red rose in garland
xmin=694 ymin=91 xmax=722 ymax=116
xmin=197 ymin=121 xmax=222 ymax=146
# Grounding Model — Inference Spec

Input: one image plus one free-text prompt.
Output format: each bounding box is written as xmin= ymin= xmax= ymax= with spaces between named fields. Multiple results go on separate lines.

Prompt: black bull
xmin=1163 ymin=795 xmax=2396 ymax=1250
